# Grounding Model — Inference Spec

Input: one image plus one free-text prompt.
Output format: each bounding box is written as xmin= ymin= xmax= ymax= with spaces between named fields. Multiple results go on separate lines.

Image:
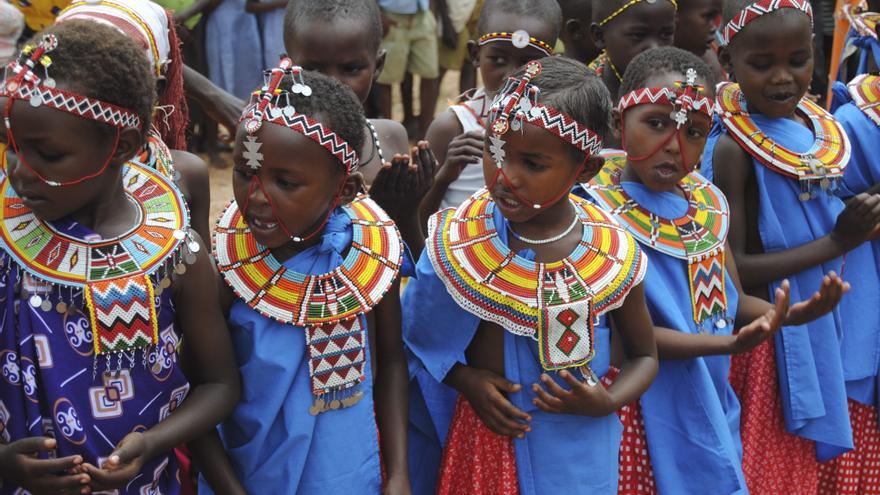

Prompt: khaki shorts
xmin=378 ymin=10 xmax=440 ymax=84
xmin=439 ymin=5 xmax=480 ymax=71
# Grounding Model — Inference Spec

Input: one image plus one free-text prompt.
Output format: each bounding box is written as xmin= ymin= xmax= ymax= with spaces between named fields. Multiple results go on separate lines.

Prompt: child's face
xmin=472 ymin=12 xmax=558 ymax=93
xmin=594 ymin=1 xmax=676 ymax=74
xmin=285 ymin=18 xmax=380 ymax=104
xmin=0 ymin=94 xmax=131 ymax=222
xmin=620 ymin=72 xmax=713 ymax=192
xmin=722 ymin=12 xmax=813 ymax=118
xmin=483 ymin=122 xmax=597 ymax=223
xmin=674 ymin=0 xmax=722 ymax=56
xmin=231 ymin=122 xmax=357 ymax=253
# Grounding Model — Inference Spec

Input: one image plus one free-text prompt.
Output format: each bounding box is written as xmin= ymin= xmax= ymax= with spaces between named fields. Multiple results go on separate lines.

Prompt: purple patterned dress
xmin=0 ymin=219 xmax=188 ymax=495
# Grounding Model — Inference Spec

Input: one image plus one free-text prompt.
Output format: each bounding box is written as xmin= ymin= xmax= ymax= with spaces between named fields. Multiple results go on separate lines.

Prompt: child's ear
xmin=577 ymin=155 xmax=605 ymax=182
xmin=113 ymin=127 xmax=144 ymax=165
xmin=467 ymin=40 xmax=480 ymax=67
xmin=590 ymin=23 xmax=605 ymax=50
xmin=717 ymin=46 xmax=734 ymax=80
xmin=339 ymin=171 xmax=365 ymax=204
xmin=611 ymin=107 xmax=623 ymax=142
xmin=565 ymin=18 xmax=585 ymax=40
xmin=373 ymin=48 xmax=387 ymax=83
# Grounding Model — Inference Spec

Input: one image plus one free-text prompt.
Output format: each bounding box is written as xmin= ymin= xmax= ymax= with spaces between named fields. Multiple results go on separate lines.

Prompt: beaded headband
xmin=618 ymin=69 xmax=714 ymax=128
xmin=721 ymin=0 xmax=813 ymax=45
xmin=1 ymin=34 xmax=142 ymax=131
xmin=477 ymin=30 xmax=554 ymax=57
xmin=58 ymin=0 xmax=169 ymax=76
xmin=488 ymin=61 xmax=603 ymax=156
xmin=598 ymin=0 xmax=678 ymax=27
xmin=241 ymin=57 xmax=359 ymax=175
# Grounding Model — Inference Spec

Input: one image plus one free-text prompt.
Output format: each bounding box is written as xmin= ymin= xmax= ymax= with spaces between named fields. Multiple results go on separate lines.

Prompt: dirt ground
xmin=207 ymin=71 xmax=465 ymax=223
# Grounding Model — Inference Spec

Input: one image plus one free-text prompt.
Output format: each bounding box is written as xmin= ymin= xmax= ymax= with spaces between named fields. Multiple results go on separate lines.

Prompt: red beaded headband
xmin=618 ymin=69 xmax=714 ymax=127
xmin=1 ymin=34 xmax=142 ymax=130
xmin=241 ymin=57 xmax=359 ymax=175
xmin=721 ymin=0 xmax=813 ymax=45
xmin=477 ymin=30 xmax=554 ymax=57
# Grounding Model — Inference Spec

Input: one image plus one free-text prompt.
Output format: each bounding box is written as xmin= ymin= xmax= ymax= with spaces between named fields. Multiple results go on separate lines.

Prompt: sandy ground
xmin=207 ymin=72 xmax=465 ymax=223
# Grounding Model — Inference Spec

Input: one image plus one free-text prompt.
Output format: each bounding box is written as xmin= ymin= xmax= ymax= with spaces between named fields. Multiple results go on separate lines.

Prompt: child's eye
xmin=790 ymin=56 xmax=810 ymax=68
xmin=628 ymin=31 xmax=647 ymax=42
xmin=523 ymin=159 xmax=548 ymax=172
xmin=646 ymin=117 xmax=667 ymax=130
xmin=686 ymin=126 xmax=707 ymax=139
xmin=37 ymin=149 xmax=63 ymax=162
xmin=344 ymin=64 xmax=366 ymax=75
xmin=659 ymin=29 xmax=675 ymax=40
xmin=276 ymin=178 xmax=298 ymax=190
xmin=489 ymin=56 xmax=508 ymax=66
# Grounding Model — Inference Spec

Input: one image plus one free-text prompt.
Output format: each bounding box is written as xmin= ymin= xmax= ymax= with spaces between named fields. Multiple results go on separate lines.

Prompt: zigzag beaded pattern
xmin=688 ymin=253 xmax=728 ymax=325
xmin=716 ymin=82 xmax=850 ymax=181
xmin=523 ymin=105 xmax=604 ymax=156
xmin=618 ymin=87 xmax=714 ymax=117
xmin=213 ymin=195 xmax=402 ymax=327
xmin=1 ymin=82 xmax=141 ymax=130
xmin=245 ymin=103 xmax=359 ymax=175
xmin=0 ymin=162 xmax=187 ymax=287
xmin=85 ymin=274 xmax=158 ymax=355
xmin=721 ymin=0 xmax=813 ymax=45
xmin=426 ymin=189 xmax=647 ymax=342
xmin=848 ymin=74 xmax=880 ymax=128
xmin=585 ymin=151 xmax=729 ymax=259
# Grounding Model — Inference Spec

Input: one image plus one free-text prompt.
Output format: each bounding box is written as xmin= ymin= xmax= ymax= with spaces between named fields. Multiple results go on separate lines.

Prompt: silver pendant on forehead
xmin=511 ymin=30 xmax=530 ymax=49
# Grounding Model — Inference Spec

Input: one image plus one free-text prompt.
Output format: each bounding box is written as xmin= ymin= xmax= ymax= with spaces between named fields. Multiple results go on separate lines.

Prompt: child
xmin=588 ymin=0 xmax=677 ymax=101
xmin=703 ymin=1 xmax=880 ymax=492
xmin=55 ymin=0 xmax=213 ymax=243
xmin=558 ymin=0 xmax=600 ymax=65
xmin=0 ymin=21 xmax=239 ymax=494
xmin=195 ymin=60 xmax=411 ymax=494
xmin=836 ymin=1 xmax=880 ymax=82
xmin=404 ymin=56 xmax=659 ymax=494
xmin=419 ymin=0 xmax=562 ymax=226
xmin=673 ymin=0 xmax=726 ymax=81
xmin=283 ymin=0 xmax=434 ymax=256
xmin=583 ymin=46 xmax=847 ymax=495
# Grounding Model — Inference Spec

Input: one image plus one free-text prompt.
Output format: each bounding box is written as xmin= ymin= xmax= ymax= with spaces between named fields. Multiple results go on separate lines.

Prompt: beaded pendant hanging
xmin=213 ymin=195 xmax=403 ymax=414
xmin=586 ymin=152 xmax=732 ymax=332
xmin=848 ymin=74 xmax=880 ymax=127
xmin=716 ymin=81 xmax=851 ymax=201
xmin=427 ymin=189 xmax=647 ymax=372
xmin=0 ymin=163 xmax=196 ymax=369
xmin=135 ymin=127 xmax=177 ymax=179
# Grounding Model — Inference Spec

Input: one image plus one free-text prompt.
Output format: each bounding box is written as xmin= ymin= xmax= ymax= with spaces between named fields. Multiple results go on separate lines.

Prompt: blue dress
xmin=403 ymin=203 xmax=637 ymax=494
xmin=0 ymin=220 xmax=188 ymax=495
xmin=200 ymin=209 xmax=384 ymax=495
xmin=206 ymin=0 xmax=265 ymax=99
xmin=258 ymin=3 xmax=286 ymax=72
xmin=702 ymin=109 xmax=855 ymax=460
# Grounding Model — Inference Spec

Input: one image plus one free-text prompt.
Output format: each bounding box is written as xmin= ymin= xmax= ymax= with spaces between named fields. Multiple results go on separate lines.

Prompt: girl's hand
xmin=383 ymin=474 xmax=412 ymax=495
xmin=81 ymin=432 xmax=149 ymax=491
xmin=456 ymin=367 xmax=531 ymax=437
xmin=832 ymin=193 xmax=880 ymax=251
xmin=0 ymin=437 xmax=90 ymax=494
xmin=784 ymin=272 xmax=849 ymax=326
xmin=532 ymin=370 xmax=616 ymax=417
xmin=435 ymin=130 xmax=484 ymax=186
xmin=730 ymin=282 xmax=790 ymax=354
xmin=370 ymin=141 xmax=437 ymax=214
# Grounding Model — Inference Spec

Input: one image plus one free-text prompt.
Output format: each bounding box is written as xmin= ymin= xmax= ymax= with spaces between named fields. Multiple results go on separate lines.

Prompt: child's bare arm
xmin=189 ymin=431 xmax=248 ymax=495
xmin=713 ymin=133 xmax=880 ymax=289
xmin=83 ymin=232 xmax=241 ymax=490
xmin=173 ymin=0 xmax=218 ymax=23
xmin=373 ymin=282 xmax=411 ymax=493
xmin=171 ymin=150 xmax=211 ymax=242
xmin=418 ymin=111 xmax=480 ymax=228
xmin=183 ymin=65 xmax=246 ymax=132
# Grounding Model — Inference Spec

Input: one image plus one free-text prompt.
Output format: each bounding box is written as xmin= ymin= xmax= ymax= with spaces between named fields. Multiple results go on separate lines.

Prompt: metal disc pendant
xmin=29 ymin=294 xmax=42 ymax=308
xmin=187 ymin=241 xmax=200 ymax=253
xmin=715 ymin=319 xmax=728 ymax=329
xmin=160 ymin=277 xmax=172 ymax=289
xmin=184 ymin=252 xmax=197 ymax=265
xmin=40 ymin=299 xmax=52 ymax=312
xmin=29 ymin=94 xmax=42 ymax=107
xmin=175 ymin=263 xmax=187 ymax=275
xmin=55 ymin=301 xmax=67 ymax=314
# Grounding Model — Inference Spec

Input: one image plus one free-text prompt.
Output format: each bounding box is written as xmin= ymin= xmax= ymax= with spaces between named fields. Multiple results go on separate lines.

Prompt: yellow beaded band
xmin=477 ymin=30 xmax=554 ymax=56
xmin=598 ymin=0 xmax=678 ymax=26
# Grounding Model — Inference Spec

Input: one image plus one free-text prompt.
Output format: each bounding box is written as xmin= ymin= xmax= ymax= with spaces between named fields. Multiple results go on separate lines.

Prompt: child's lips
xmin=653 ymin=163 xmax=679 ymax=178
xmin=247 ymin=216 xmax=279 ymax=232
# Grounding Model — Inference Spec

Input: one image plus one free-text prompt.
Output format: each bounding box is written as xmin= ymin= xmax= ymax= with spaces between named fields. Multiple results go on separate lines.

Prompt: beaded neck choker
xmin=721 ymin=0 xmax=813 ymax=45
xmin=716 ymin=82 xmax=850 ymax=200
xmin=427 ymin=189 xmax=647 ymax=372
xmin=477 ymin=30 xmax=554 ymax=57
xmin=214 ymin=195 xmax=403 ymax=415
xmin=585 ymin=152 xmax=732 ymax=332
xmin=848 ymin=74 xmax=880 ymax=127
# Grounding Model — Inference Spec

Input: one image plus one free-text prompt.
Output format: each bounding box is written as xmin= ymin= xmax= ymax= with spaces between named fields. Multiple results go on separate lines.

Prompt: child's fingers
xmin=23 ymin=455 xmax=84 ymax=475
xmin=539 ymin=374 xmax=572 ymax=399
xmin=532 ymin=383 xmax=565 ymax=410
xmin=533 ymin=396 xmax=563 ymax=414
xmin=559 ymin=370 xmax=587 ymax=391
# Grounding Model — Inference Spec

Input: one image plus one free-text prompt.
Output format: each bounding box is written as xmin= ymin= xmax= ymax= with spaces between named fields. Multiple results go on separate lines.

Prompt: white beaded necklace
xmin=507 ymin=199 xmax=581 ymax=245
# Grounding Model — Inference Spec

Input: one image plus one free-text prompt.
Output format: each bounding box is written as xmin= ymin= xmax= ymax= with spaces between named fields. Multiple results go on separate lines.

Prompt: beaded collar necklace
xmin=214 ymin=196 xmax=402 ymax=414
xmin=427 ymin=189 xmax=646 ymax=373
xmin=585 ymin=152 xmax=732 ymax=332
xmin=716 ymin=82 xmax=850 ymax=200
xmin=848 ymin=73 xmax=880 ymax=127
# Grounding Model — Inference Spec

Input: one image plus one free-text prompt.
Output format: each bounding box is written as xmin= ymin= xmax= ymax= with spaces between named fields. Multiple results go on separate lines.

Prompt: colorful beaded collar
xmin=214 ymin=196 xmax=402 ymax=415
xmin=842 ymin=2 xmax=879 ymax=40
xmin=427 ymin=189 xmax=647 ymax=372
xmin=716 ymin=82 xmax=850 ymax=200
xmin=721 ymin=0 xmax=813 ymax=45
xmin=0 ymin=162 xmax=196 ymax=367
xmin=848 ymin=73 xmax=880 ymax=127
xmin=585 ymin=151 xmax=732 ymax=332
xmin=135 ymin=127 xmax=176 ymax=180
